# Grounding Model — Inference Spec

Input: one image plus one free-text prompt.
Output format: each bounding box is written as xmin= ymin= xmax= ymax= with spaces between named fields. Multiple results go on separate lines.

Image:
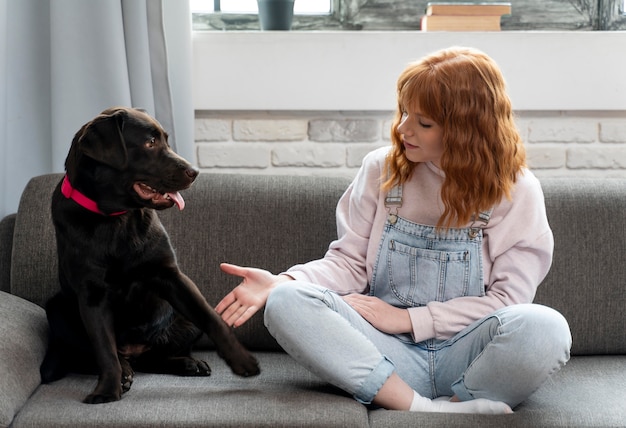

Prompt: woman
xmin=216 ymin=47 xmax=571 ymax=414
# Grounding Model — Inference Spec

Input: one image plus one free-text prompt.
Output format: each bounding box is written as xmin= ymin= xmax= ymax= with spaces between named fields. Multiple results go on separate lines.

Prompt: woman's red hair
xmin=384 ymin=47 xmax=526 ymax=228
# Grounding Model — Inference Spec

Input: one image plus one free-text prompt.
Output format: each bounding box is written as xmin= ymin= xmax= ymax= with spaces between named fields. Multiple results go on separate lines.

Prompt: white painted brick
xmin=193 ymin=111 xmax=626 ymax=178
xmin=197 ymin=143 xmax=270 ymax=168
xmin=532 ymin=168 xmax=626 ymax=179
xmin=309 ymin=119 xmax=379 ymax=142
xmin=599 ymin=120 xmax=626 ymax=143
xmin=525 ymin=145 xmax=566 ymax=169
xmin=272 ymin=143 xmax=345 ymax=167
xmin=194 ymin=118 xmax=231 ymax=142
xmin=346 ymin=144 xmax=389 ymax=168
xmin=567 ymin=146 xmax=626 ymax=169
xmin=382 ymin=119 xmax=393 ymax=141
xmin=528 ymin=120 xmax=597 ymax=143
xmin=233 ymin=120 xmax=307 ymax=141
xmin=513 ymin=117 xmax=530 ymax=142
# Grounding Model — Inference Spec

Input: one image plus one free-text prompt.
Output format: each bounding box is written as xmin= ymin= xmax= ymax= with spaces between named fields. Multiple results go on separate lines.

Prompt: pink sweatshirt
xmin=286 ymin=147 xmax=554 ymax=343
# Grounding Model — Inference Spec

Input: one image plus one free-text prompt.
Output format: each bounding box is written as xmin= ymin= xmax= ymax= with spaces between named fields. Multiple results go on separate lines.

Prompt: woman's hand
xmin=342 ymin=294 xmax=412 ymax=335
xmin=216 ymin=263 xmax=291 ymax=328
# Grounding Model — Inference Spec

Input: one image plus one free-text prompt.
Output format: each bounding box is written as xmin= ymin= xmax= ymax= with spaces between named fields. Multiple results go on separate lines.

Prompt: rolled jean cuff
xmin=353 ymin=356 xmax=395 ymax=404
xmin=451 ymin=380 xmax=474 ymax=402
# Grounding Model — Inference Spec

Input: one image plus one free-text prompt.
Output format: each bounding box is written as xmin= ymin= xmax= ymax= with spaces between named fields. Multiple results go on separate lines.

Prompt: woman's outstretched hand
xmin=216 ymin=263 xmax=291 ymax=328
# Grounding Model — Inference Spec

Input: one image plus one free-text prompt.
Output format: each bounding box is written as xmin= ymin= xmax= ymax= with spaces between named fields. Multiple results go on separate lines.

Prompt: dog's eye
xmin=145 ymin=137 xmax=156 ymax=149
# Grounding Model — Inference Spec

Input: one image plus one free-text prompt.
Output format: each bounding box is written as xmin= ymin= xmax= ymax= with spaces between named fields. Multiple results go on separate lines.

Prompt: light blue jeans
xmin=264 ymin=281 xmax=571 ymax=408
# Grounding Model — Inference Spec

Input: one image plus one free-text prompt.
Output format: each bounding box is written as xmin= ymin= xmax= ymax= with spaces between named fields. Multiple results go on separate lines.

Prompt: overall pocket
xmin=387 ymin=239 xmax=482 ymax=306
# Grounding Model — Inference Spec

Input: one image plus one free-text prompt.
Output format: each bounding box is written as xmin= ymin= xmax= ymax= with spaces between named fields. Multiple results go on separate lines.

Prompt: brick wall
xmin=194 ymin=111 xmax=626 ymax=179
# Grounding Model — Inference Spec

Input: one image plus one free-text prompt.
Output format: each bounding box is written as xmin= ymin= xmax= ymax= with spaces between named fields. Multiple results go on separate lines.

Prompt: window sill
xmin=192 ymin=31 xmax=626 ymax=111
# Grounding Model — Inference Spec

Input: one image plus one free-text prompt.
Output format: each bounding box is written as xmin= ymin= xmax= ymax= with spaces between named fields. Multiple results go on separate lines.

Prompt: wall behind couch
xmin=192 ymin=32 xmax=626 ymax=179
xmin=193 ymin=110 xmax=626 ymax=179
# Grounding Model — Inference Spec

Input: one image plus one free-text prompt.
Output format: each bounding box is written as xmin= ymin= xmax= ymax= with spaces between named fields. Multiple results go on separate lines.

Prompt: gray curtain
xmin=0 ymin=0 xmax=194 ymax=218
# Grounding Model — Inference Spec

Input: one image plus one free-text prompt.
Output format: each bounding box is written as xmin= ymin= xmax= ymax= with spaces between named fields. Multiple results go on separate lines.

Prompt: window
xmin=190 ymin=0 xmax=331 ymax=15
xmin=192 ymin=0 xmax=626 ymax=31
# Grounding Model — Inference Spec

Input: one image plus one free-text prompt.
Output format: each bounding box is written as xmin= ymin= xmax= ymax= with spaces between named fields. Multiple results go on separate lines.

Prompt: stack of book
xmin=420 ymin=2 xmax=511 ymax=32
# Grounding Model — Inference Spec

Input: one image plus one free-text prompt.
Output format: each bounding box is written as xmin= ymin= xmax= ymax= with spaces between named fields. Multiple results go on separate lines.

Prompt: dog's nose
xmin=186 ymin=167 xmax=199 ymax=179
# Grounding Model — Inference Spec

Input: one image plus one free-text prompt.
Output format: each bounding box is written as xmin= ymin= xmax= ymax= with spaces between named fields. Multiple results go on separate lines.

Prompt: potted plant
xmin=257 ymin=0 xmax=295 ymax=30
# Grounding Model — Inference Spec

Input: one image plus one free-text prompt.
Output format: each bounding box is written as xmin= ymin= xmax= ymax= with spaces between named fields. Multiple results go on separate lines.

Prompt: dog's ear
xmin=78 ymin=110 xmax=128 ymax=170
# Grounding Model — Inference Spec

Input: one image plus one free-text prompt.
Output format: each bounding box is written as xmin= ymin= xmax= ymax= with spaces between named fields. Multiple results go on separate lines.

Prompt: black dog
xmin=40 ymin=107 xmax=259 ymax=404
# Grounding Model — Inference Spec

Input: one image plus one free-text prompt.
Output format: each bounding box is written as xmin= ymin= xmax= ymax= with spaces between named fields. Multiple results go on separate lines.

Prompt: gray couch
xmin=1 ymin=172 xmax=624 ymax=428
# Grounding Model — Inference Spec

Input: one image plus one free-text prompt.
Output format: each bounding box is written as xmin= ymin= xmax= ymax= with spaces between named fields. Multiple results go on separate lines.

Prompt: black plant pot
xmin=257 ymin=0 xmax=295 ymax=31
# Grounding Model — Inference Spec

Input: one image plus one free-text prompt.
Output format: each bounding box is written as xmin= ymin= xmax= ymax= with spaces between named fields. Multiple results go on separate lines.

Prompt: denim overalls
xmin=370 ymin=183 xmax=492 ymax=348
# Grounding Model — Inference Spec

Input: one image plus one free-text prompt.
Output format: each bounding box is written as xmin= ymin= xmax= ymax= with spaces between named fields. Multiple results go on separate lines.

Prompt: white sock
xmin=409 ymin=391 xmax=513 ymax=414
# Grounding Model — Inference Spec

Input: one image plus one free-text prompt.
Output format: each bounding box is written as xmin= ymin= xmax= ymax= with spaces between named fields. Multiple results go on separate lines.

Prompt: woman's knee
xmin=267 ymin=281 xmax=315 ymax=311
xmin=500 ymin=304 xmax=572 ymax=358
xmin=264 ymin=281 xmax=325 ymax=329
xmin=265 ymin=282 xmax=296 ymax=326
xmin=265 ymin=282 xmax=294 ymax=311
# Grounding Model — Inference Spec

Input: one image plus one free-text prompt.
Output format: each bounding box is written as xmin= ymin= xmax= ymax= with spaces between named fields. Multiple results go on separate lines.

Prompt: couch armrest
xmin=0 ymin=291 xmax=48 ymax=428
xmin=0 ymin=214 xmax=16 ymax=293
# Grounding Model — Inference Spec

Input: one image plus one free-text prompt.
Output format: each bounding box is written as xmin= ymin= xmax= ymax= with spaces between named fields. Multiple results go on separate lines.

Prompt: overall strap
xmin=384 ymin=183 xmax=403 ymax=225
xmin=468 ymin=208 xmax=494 ymax=238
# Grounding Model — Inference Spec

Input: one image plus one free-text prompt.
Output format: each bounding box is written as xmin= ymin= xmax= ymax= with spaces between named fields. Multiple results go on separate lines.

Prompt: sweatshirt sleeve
xmin=407 ymin=171 xmax=554 ymax=342
xmin=285 ymin=149 xmax=384 ymax=294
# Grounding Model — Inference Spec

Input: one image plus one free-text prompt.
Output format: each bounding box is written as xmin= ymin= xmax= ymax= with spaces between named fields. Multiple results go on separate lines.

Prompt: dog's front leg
xmin=158 ymin=271 xmax=260 ymax=377
xmin=77 ymin=293 xmax=123 ymax=404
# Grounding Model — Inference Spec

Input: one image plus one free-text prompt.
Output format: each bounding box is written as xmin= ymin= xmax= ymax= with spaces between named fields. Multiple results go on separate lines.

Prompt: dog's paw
xmin=84 ymin=377 xmax=123 ymax=404
xmin=194 ymin=359 xmax=212 ymax=376
xmin=121 ymin=373 xmax=134 ymax=393
xmin=120 ymin=359 xmax=134 ymax=393
xmin=180 ymin=358 xmax=212 ymax=377
xmin=228 ymin=352 xmax=260 ymax=377
xmin=83 ymin=392 xmax=122 ymax=404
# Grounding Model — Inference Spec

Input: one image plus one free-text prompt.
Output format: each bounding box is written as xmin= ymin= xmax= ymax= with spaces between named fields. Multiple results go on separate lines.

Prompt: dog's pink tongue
xmin=167 ymin=192 xmax=185 ymax=210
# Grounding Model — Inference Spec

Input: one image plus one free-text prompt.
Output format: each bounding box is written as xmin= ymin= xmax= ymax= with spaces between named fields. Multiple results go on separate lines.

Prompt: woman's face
xmin=397 ymin=107 xmax=444 ymax=167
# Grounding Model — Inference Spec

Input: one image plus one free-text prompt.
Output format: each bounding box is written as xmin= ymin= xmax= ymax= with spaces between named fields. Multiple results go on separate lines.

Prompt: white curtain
xmin=0 ymin=0 xmax=194 ymax=218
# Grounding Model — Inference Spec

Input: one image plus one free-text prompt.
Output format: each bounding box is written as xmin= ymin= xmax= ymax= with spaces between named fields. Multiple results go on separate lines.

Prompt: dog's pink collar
xmin=61 ymin=175 xmax=127 ymax=216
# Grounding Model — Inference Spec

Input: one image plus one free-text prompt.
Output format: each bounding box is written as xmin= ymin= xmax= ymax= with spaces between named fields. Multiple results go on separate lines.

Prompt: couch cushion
xmin=535 ymin=178 xmax=626 ymax=355
xmin=12 ymin=352 xmax=368 ymax=428
xmin=368 ymin=355 xmax=626 ymax=427
xmin=0 ymin=291 xmax=48 ymax=428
